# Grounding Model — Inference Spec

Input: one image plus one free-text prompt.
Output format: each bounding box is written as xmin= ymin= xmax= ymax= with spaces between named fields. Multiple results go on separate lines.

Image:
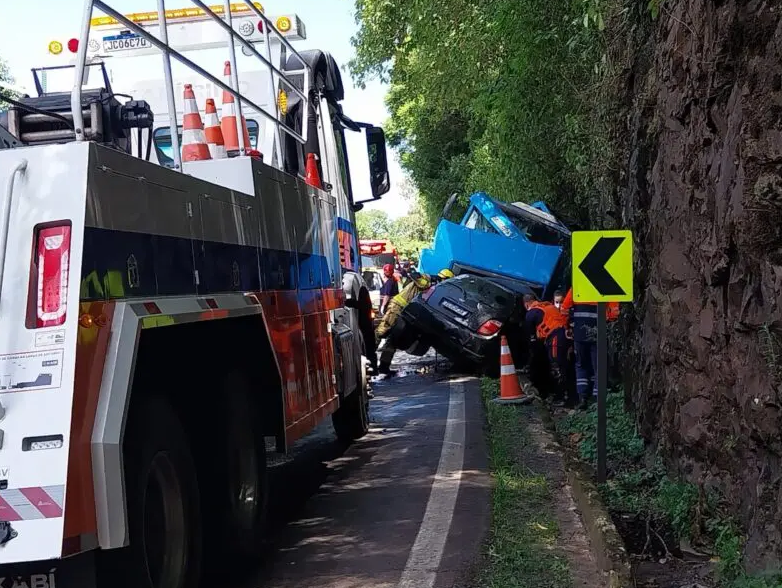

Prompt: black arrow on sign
xmin=578 ymin=237 xmax=626 ymax=296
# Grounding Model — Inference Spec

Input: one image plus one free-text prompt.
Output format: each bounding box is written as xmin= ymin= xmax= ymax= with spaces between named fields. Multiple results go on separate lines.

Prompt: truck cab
xmin=419 ymin=192 xmax=571 ymax=299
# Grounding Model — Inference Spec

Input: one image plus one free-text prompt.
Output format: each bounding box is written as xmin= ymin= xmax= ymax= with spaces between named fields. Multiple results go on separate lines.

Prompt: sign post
xmin=572 ymin=231 xmax=634 ymax=484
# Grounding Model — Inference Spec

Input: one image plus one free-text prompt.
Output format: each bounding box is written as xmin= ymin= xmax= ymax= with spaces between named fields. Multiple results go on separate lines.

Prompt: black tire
xmin=357 ymin=288 xmax=376 ymax=359
xmin=208 ymin=372 xmax=269 ymax=561
xmin=98 ymin=396 xmax=203 ymax=588
xmin=332 ymin=365 xmax=369 ymax=442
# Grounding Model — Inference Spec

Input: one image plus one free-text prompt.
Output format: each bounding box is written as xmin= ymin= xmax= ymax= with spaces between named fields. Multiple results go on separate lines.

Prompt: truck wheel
xmin=332 ymin=366 xmax=369 ymax=442
xmin=99 ymin=396 xmax=202 ymax=588
xmin=211 ymin=372 xmax=269 ymax=560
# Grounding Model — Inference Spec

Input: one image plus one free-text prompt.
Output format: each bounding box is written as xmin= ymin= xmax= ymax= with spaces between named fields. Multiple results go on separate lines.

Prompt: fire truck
xmin=0 ymin=2 xmax=388 ymax=587
xmin=359 ymin=239 xmax=399 ymax=271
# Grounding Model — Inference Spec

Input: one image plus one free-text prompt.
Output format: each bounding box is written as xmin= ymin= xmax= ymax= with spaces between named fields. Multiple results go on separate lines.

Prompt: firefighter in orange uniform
xmin=523 ymin=293 xmax=572 ymax=405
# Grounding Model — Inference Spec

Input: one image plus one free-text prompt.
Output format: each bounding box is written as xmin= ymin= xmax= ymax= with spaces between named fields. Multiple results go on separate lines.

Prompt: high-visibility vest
xmin=391 ymin=280 xmax=429 ymax=308
xmin=528 ymin=301 xmax=569 ymax=340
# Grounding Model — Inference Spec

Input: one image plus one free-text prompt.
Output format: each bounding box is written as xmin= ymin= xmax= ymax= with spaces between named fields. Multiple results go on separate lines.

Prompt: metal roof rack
xmin=71 ymin=0 xmax=312 ymax=171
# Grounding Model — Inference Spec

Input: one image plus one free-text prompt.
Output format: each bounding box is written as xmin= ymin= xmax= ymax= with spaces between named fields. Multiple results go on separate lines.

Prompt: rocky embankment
xmin=621 ymin=0 xmax=782 ymax=571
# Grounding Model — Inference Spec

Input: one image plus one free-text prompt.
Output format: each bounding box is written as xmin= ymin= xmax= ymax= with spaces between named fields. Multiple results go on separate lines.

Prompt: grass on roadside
xmin=555 ymin=390 xmax=782 ymax=588
xmin=477 ymin=378 xmax=571 ymax=588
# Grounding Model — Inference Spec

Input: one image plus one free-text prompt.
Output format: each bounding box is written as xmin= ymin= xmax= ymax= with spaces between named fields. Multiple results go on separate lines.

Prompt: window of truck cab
xmin=153 ymin=120 xmax=260 ymax=168
xmin=464 ymin=207 xmax=498 ymax=234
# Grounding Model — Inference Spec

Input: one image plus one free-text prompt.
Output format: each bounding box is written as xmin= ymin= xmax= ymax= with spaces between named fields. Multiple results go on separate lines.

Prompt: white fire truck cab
xmin=0 ymin=2 xmax=388 ymax=587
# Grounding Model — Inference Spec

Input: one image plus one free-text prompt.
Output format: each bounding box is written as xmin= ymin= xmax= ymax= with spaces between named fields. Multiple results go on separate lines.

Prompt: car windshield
xmin=449 ymin=275 xmax=520 ymax=308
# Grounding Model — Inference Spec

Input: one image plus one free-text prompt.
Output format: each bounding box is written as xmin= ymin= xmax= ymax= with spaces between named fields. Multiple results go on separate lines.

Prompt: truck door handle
xmin=0 ymin=159 xmax=28 ymax=301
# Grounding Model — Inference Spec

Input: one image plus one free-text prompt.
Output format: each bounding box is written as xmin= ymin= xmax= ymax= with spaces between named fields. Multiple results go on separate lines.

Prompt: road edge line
xmin=398 ymin=380 xmax=466 ymax=588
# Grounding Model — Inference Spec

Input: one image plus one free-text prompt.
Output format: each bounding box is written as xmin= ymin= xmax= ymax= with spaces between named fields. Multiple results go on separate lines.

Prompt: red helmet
xmin=383 ymin=263 xmax=394 ymax=277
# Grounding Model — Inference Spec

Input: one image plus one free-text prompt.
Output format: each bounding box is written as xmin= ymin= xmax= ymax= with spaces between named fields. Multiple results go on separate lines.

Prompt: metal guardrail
xmin=71 ymin=0 xmax=311 ymax=171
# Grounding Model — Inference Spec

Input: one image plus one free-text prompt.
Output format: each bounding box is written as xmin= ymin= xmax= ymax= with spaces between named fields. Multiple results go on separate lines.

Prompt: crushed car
xmin=388 ymin=273 xmax=532 ymax=375
xmin=390 ymin=192 xmax=573 ymax=372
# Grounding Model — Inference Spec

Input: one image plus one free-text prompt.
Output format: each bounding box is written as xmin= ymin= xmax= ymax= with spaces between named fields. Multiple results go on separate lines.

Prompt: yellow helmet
xmin=437 ymin=268 xmax=455 ymax=280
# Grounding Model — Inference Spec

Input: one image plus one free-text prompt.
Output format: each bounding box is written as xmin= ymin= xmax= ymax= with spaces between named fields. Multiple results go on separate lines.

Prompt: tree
xmin=355 ymin=181 xmax=435 ymax=261
xmin=350 ymin=0 xmax=612 ymax=226
xmin=0 ymin=57 xmax=14 ymax=113
xmin=355 ymin=209 xmax=392 ymax=240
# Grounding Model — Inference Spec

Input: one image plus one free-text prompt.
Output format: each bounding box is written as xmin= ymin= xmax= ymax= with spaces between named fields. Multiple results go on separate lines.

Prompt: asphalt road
xmin=245 ymin=357 xmax=490 ymax=588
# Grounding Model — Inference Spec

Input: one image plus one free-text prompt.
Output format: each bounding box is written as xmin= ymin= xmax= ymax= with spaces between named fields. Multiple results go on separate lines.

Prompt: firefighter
xmin=522 ymin=294 xmax=571 ymax=405
xmin=560 ymin=289 xmax=619 ymax=409
xmin=379 ymin=263 xmax=399 ymax=315
xmin=374 ymin=269 xmax=453 ymax=376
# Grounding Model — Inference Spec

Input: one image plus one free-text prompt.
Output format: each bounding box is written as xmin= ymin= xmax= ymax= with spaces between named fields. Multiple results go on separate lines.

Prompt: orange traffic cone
xmin=305 ymin=153 xmax=323 ymax=189
xmin=181 ymin=84 xmax=211 ymax=162
xmin=493 ymin=335 xmax=533 ymax=405
xmin=221 ymin=61 xmax=252 ymax=155
xmin=203 ymin=98 xmax=226 ymax=160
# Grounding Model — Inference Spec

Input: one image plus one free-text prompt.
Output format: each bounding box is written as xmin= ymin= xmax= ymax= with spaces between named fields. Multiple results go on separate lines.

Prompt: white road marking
xmin=398 ymin=381 xmax=466 ymax=588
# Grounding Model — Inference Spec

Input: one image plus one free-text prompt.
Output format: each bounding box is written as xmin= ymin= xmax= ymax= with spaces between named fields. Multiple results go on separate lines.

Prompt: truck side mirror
xmin=366 ymin=126 xmax=390 ymax=199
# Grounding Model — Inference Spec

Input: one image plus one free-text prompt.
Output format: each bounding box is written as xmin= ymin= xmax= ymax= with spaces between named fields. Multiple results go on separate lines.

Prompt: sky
xmin=0 ymin=0 xmax=409 ymax=218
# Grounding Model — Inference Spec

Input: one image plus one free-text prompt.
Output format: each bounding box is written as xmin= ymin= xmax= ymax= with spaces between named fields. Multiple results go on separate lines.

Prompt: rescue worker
xmin=553 ymin=290 xmax=565 ymax=310
xmin=379 ymin=263 xmax=399 ymax=315
xmin=560 ymin=289 xmax=619 ymax=409
xmin=374 ymin=269 xmax=453 ymax=376
xmin=522 ymin=293 xmax=571 ymax=405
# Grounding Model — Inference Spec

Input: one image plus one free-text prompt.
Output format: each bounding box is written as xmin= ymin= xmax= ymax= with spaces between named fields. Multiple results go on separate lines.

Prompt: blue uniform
xmin=570 ymin=303 xmax=599 ymax=400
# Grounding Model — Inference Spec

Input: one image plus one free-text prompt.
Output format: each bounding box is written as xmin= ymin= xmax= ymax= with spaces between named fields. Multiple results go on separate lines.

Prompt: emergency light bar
xmin=48 ymin=11 xmax=305 ymax=58
xmin=90 ymin=2 xmax=264 ymax=27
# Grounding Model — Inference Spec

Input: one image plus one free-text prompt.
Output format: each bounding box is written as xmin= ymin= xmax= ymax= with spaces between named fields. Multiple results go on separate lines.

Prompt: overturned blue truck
xmin=390 ymin=192 xmax=572 ymax=373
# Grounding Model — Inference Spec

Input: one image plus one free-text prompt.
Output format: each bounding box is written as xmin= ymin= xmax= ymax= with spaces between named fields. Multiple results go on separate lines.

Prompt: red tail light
xmin=477 ymin=319 xmax=502 ymax=336
xmin=30 ymin=223 xmax=71 ymax=329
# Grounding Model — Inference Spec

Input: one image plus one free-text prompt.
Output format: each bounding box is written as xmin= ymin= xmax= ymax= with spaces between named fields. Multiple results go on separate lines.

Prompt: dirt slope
xmin=620 ymin=0 xmax=782 ymax=570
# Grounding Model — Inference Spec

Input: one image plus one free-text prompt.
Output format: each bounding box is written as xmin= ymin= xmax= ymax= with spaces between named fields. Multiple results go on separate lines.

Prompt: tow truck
xmin=0 ymin=2 xmax=388 ymax=587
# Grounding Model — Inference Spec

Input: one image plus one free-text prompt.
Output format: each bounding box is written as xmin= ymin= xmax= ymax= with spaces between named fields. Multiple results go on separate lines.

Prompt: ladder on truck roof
xmin=70 ymin=0 xmax=312 ymax=171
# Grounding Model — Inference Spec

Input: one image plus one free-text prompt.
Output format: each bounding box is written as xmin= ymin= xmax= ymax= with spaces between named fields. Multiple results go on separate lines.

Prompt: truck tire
xmin=332 ymin=366 xmax=369 ymax=442
xmin=210 ymin=372 xmax=269 ymax=561
xmin=98 ymin=396 xmax=203 ymax=588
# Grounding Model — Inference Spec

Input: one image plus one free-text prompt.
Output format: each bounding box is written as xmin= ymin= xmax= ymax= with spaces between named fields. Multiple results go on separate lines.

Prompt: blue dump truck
xmin=389 ymin=192 xmax=572 ymax=373
xmin=419 ymin=192 xmax=571 ymax=298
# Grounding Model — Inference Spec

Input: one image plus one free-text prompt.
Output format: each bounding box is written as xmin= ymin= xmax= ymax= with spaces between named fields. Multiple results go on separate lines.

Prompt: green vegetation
xmin=0 ymin=57 xmax=14 ymax=112
xmin=759 ymin=324 xmax=782 ymax=387
xmin=556 ymin=391 xmax=782 ymax=587
xmin=479 ymin=378 xmax=571 ymax=587
xmin=350 ymin=0 xmax=636 ymax=226
xmin=355 ymin=186 xmax=434 ymax=259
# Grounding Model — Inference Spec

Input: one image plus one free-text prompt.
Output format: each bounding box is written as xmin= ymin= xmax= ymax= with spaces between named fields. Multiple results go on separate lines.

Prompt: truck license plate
xmin=102 ymin=34 xmax=150 ymax=53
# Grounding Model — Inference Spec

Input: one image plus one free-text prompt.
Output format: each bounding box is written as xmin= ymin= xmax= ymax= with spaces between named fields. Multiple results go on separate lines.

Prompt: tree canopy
xmin=0 ymin=57 xmax=13 ymax=113
xmin=350 ymin=0 xmax=615 ymax=227
xmin=356 ymin=187 xmax=434 ymax=261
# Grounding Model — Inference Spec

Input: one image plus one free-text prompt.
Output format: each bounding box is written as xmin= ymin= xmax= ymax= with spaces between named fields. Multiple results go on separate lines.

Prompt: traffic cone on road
xmin=181 ymin=84 xmax=211 ymax=162
xmin=305 ymin=153 xmax=323 ymax=189
xmin=221 ymin=61 xmax=252 ymax=155
xmin=203 ymin=98 xmax=227 ymax=160
xmin=493 ymin=335 xmax=533 ymax=405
